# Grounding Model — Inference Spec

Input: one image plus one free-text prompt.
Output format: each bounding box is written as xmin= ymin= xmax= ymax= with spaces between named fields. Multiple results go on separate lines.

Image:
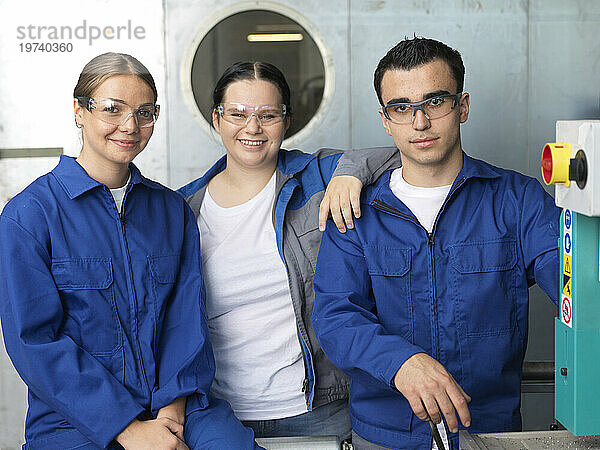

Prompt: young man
xmin=312 ymin=38 xmax=560 ymax=450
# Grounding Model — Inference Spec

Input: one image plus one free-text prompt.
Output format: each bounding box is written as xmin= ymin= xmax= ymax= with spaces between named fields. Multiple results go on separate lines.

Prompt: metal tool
xmin=427 ymin=417 xmax=447 ymax=450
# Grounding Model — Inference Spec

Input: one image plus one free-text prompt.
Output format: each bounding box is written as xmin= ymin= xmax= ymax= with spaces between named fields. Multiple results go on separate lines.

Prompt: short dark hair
xmin=373 ymin=37 xmax=465 ymax=105
xmin=212 ymin=61 xmax=292 ymax=123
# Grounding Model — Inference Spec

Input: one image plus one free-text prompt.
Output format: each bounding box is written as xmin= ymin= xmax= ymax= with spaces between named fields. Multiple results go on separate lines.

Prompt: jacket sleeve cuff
xmin=151 ymin=356 xmax=213 ymax=413
xmin=152 ymin=383 xmax=201 ymax=414
xmin=332 ymin=147 xmax=400 ymax=185
xmin=185 ymin=392 xmax=210 ymax=416
xmin=332 ymin=161 xmax=370 ymax=184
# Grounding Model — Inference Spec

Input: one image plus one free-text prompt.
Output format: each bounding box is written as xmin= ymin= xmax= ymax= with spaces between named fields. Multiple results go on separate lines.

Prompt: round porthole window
xmin=188 ymin=8 xmax=329 ymax=140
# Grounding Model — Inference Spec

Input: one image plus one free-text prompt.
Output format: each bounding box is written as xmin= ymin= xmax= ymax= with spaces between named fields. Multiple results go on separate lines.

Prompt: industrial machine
xmin=541 ymin=120 xmax=600 ymax=436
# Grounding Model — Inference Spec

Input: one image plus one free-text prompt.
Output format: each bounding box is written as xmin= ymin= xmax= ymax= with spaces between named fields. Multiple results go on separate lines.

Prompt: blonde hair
xmin=73 ymin=52 xmax=157 ymax=101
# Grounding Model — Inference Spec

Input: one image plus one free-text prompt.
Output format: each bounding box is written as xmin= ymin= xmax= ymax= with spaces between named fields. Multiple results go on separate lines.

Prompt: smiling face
xmin=74 ymin=74 xmax=155 ymax=170
xmin=213 ymin=78 xmax=289 ymax=173
xmin=378 ymin=59 xmax=469 ymax=183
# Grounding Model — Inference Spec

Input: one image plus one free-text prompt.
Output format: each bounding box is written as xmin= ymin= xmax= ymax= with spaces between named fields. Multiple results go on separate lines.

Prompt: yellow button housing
xmin=541 ymin=142 xmax=571 ymax=186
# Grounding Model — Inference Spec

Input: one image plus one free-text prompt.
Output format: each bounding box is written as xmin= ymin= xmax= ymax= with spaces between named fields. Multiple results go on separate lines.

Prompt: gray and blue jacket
xmin=178 ymin=147 xmax=398 ymax=411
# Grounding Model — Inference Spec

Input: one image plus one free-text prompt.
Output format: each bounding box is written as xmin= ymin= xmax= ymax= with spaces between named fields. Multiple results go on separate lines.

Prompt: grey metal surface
xmin=257 ymin=435 xmax=340 ymax=450
xmin=460 ymin=431 xmax=484 ymax=450
xmin=459 ymin=430 xmax=600 ymax=449
xmin=349 ymin=1 xmax=531 ymax=171
xmin=0 ymin=147 xmax=63 ymax=158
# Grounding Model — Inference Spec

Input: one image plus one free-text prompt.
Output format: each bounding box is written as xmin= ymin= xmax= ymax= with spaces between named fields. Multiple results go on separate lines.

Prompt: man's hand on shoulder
xmin=393 ymin=352 xmax=471 ymax=433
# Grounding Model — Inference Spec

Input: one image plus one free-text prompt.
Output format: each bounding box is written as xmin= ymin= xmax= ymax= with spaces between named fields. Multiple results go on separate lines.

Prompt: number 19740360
xmin=20 ymin=42 xmax=73 ymax=52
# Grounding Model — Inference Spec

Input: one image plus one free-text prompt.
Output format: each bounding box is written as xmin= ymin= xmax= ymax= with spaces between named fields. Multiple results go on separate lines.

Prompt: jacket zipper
xmin=370 ymin=199 xmax=436 ymax=352
xmin=111 ymin=187 xmax=151 ymax=398
xmin=370 ymin=176 xmax=467 ymax=359
xmin=274 ymin=177 xmax=315 ymax=410
xmin=429 ymin=177 xmax=466 ymax=357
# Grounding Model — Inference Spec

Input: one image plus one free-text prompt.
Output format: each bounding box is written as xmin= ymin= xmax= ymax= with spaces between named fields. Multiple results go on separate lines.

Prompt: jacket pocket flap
xmin=149 ymin=254 xmax=180 ymax=284
xmin=51 ymin=258 xmax=113 ymax=289
xmin=364 ymin=246 xmax=411 ymax=276
xmin=449 ymin=239 xmax=517 ymax=273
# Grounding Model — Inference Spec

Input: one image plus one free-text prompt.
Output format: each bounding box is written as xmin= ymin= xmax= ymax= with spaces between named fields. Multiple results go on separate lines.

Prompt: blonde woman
xmin=0 ymin=53 xmax=261 ymax=450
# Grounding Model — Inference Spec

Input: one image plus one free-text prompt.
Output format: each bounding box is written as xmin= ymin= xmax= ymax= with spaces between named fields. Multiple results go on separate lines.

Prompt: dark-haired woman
xmin=0 ymin=53 xmax=261 ymax=449
xmin=178 ymin=62 xmax=397 ymax=439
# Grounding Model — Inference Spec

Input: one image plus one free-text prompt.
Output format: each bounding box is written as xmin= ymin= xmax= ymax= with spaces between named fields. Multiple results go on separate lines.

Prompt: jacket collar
xmin=276 ymin=148 xmax=315 ymax=175
xmin=367 ymin=152 xmax=502 ymax=204
xmin=180 ymin=149 xmax=308 ymax=218
xmin=179 ymin=155 xmax=227 ymax=217
xmin=181 ymin=148 xmax=312 ymax=195
xmin=191 ymin=149 xmax=314 ymax=189
xmin=52 ymin=154 xmax=155 ymax=199
xmin=458 ymin=153 xmax=504 ymax=181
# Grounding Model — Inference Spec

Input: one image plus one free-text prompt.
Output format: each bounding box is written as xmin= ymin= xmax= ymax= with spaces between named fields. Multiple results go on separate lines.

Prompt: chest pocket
xmin=51 ymin=257 xmax=121 ymax=356
xmin=448 ymin=239 xmax=518 ymax=336
xmin=287 ymin=193 xmax=324 ymax=274
xmin=364 ymin=246 xmax=413 ymax=339
xmin=148 ymin=254 xmax=180 ymax=323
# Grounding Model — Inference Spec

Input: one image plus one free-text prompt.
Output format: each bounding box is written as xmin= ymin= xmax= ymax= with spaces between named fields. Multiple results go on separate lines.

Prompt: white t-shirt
xmin=389 ymin=168 xmax=451 ymax=233
xmin=109 ymin=173 xmax=131 ymax=214
xmin=198 ymin=173 xmax=307 ymax=421
xmin=389 ymin=168 xmax=451 ymax=449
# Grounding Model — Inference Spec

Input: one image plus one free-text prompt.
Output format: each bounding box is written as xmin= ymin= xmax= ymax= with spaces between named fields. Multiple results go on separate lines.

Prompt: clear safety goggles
xmin=76 ymin=96 xmax=160 ymax=128
xmin=216 ymin=102 xmax=287 ymax=127
xmin=381 ymin=93 xmax=462 ymax=124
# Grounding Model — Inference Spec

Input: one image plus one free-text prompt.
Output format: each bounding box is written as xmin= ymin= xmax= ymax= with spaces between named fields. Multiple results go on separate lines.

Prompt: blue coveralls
xmin=313 ymin=153 xmax=561 ymax=449
xmin=0 ymin=156 xmax=259 ymax=449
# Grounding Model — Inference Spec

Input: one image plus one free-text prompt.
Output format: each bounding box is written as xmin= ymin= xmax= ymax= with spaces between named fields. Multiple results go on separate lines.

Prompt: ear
xmin=378 ymin=108 xmax=392 ymax=136
xmin=284 ymin=116 xmax=291 ymax=134
xmin=212 ymin=109 xmax=221 ymax=135
xmin=73 ymin=98 xmax=84 ymax=127
xmin=459 ymin=92 xmax=470 ymax=124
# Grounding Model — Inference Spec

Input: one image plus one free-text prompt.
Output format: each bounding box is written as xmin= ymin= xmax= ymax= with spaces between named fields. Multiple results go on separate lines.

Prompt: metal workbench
xmin=459 ymin=430 xmax=600 ymax=449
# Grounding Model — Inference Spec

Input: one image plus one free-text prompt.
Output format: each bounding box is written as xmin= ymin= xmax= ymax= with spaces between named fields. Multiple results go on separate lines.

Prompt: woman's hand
xmin=319 ymin=175 xmax=363 ymax=233
xmin=115 ymin=418 xmax=189 ymax=450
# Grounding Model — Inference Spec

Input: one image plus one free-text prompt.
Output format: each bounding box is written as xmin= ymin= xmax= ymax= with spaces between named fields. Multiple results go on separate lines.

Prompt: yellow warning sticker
xmin=563 ymin=278 xmax=572 ymax=297
xmin=563 ymin=254 xmax=572 ymax=276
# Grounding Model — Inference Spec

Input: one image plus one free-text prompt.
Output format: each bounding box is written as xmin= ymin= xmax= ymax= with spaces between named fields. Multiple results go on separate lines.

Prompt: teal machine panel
xmin=543 ymin=121 xmax=600 ymax=435
xmin=555 ymin=208 xmax=600 ymax=435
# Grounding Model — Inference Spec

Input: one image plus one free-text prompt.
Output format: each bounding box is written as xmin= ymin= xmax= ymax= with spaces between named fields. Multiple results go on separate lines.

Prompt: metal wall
xmin=165 ymin=0 xmax=352 ymax=189
xmin=1 ymin=0 xmax=599 ymax=447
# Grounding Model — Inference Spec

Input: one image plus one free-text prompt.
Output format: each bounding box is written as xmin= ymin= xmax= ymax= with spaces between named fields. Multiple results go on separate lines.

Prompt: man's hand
xmin=319 ymin=175 xmax=363 ymax=233
xmin=393 ymin=353 xmax=471 ymax=433
xmin=115 ymin=418 xmax=189 ymax=450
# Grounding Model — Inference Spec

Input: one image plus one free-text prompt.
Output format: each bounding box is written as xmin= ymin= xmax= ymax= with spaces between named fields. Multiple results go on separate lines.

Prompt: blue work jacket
xmin=313 ymin=153 xmax=560 ymax=449
xmin=0 ymin=156 xmax=214 ymax=448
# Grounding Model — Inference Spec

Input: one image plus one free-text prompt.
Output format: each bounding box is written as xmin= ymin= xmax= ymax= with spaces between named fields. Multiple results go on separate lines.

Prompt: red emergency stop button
xmin=541 ymin=142 xmax=571 ymax=186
